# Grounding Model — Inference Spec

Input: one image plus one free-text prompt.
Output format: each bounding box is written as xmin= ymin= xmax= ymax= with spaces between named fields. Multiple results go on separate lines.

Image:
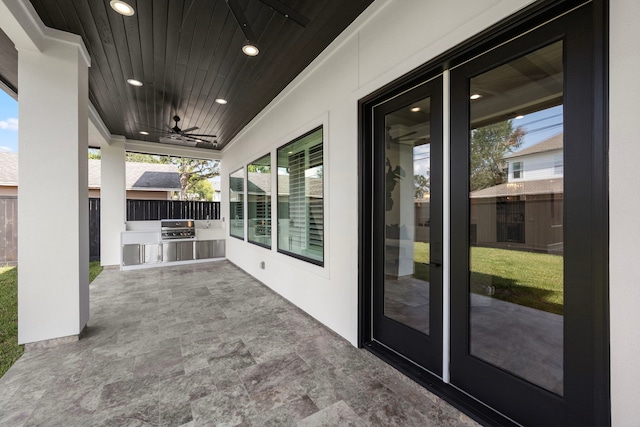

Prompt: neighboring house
xmin=0 ymin=153 xmax=181 ymax=199
xmin=504 ymin=132 xmax=564 ymax=182
xmin=470 ymin=133 xmax=564 ymax=253
xmin=211 ymin=179 xmax=221 ymax=202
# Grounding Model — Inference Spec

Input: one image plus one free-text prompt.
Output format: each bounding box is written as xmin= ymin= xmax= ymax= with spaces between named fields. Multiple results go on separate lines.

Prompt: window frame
xmin=512 ymin=161 xmax=523 ymax=180
xmin=276 ymin=126 xmax=325 ymax=266
xmin=229 ymin=167 xmax=245 ymax=240
xmin=247 ymin=153 xmax=272 ymax=249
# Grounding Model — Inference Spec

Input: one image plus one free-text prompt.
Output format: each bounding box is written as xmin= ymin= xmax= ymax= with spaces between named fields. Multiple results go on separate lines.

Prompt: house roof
xmin=0 ymin=152 xmax=18 ymax=186
xmin=470 ymin=178 xmax=563 ymax=198
xmin=505 ymin=133 xmax=563 ymax=159
xmin=0 ymin=153 xmax=180 ymax=191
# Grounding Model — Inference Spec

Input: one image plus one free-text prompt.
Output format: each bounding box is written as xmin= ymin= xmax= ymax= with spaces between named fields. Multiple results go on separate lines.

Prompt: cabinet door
xmin=213 ymin=240 xmax=225 ymax=258
xmin=196 ymin=241 xmax=214 ymax=259
xmin=143 ymin=244 xmax=161 ymax=264
xmin=162 ymin=242 xmax=177 ymax=262
xmin=177 ymin=241 xmax=194 ymax=261
xmin=122 ymin=244 xmax=142 ymax=266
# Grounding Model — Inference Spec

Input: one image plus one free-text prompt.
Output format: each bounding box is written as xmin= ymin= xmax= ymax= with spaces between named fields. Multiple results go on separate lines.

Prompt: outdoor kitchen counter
xmin=120 ymin=221 xmax=225 ymax=270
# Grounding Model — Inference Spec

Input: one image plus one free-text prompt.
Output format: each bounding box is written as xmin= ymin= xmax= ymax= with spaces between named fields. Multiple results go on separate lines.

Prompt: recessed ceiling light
xmin=195 ymin=139 xmax=203 ymax=143
xmin=470 ymin=94 xmax=482 ymax=100
xmin=127 ymin=78 xmax=143 ymax=87
xmin=215 ymin=98 xmax=228 ymax=105
xmin=515 ymin=115 xmax=524 ymax=120
xmin=139 ymin=131 xmax=149 ymax=135
xmin=242 ymin=42 xmax=259 ymax=57
xmin=110 ymin=0 xmax=135 ymax=16
xmin=410 ymin=107 xmax=421 ymax=112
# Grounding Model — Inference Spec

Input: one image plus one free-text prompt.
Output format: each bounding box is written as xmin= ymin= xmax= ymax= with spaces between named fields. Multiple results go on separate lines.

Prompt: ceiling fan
xmin=142 ymin=115 xmax=218 ymax=147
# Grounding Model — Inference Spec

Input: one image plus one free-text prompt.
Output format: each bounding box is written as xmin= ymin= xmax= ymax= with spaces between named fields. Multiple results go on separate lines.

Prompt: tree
xmin=126 ymin=152 xmax=163 ymax=163
xmin=188 ymin=179 xmax=214 ymax=201
xmin=414 ymin=174 xmax=430 ymax=198
xmin=88 ymin=148 xmax=101 ymax=159
xmin=247 ymin=164 xmax=270 ymax=173
xmin=124 ymin=153 xmax=220 ymax=200
xmin=172 ymin=158 xmax=220 ymax=200
xmin=470 ymin=120 xmax=525 ymax=191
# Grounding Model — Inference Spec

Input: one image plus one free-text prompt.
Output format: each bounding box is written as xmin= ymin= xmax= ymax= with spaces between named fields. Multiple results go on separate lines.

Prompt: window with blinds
xmin=277 ymin=127 xmax=324 ymax=265
xmin=248 ymin=154 xmax=272 ymax=248
xmin=229 ymin=168 xmax=245 ymax=239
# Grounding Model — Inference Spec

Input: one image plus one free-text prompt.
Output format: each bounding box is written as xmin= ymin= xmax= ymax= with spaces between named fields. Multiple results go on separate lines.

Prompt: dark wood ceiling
xmin=0 ymin=0 xmax=373 ymax=150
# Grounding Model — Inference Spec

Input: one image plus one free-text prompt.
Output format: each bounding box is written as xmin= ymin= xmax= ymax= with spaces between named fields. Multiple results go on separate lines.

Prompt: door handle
xmin=429 ymin=262 xmax=442 ymax=268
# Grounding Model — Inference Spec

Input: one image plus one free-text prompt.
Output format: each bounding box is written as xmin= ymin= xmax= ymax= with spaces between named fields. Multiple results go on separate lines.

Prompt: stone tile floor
xmin=0 ymin=261 xmax=479 ymax=426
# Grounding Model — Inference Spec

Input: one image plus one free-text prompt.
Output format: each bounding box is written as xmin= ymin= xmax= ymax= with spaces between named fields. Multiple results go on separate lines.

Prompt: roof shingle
xmin=0 ymin=153 xmax=180 ymax=190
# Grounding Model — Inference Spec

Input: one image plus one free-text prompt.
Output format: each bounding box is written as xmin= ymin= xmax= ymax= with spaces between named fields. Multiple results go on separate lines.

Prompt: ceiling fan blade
xmin=181 ymin=126 xmax=200 ymax=133
xmin=257 ymin=0 xmax=310 ymax=28
xmin=226 ymin=0 xmax=258 ymax=42
xmin=183 ymin=133 xmax=217 ymax=138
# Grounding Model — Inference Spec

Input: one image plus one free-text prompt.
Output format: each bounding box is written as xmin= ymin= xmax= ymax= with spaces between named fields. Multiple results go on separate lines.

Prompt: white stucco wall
xmin=221 ymin=0 xmax=534 ymax=344
xmin=17 ymin=37 xmax=90 ymax=343
xmin=100 ymin=138 xmax=126 ymax=266
xmin=609 ymin=0 xmax=640 ymax=424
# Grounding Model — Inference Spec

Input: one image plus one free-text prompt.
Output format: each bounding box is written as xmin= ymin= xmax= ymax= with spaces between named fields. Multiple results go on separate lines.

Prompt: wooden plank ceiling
xmin=0 ymin=0 xmax=374 ymax=151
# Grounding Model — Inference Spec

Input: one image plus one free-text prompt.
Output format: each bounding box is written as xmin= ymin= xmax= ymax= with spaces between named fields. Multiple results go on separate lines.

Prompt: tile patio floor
xmin=0 ymin=261 xmax=478 ymax=426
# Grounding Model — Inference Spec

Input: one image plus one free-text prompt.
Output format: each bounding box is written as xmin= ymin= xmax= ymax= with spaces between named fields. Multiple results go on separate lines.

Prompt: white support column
xmin=100 ymin=137 xmax=126 ymax=266
xmin=610 ymin=0 xmax=640 ymax=424
xmin=17 ymin=38 xmax=91 ymax=345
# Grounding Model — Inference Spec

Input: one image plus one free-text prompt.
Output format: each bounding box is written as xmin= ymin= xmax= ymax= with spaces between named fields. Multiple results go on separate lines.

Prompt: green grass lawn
xmin=0 ymin=261 xmax=103 ymax=379
xmin=414 ymin=242 xmax=563 ymax=315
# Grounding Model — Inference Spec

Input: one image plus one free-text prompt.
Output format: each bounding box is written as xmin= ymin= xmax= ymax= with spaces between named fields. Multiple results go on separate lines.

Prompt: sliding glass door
xmin=450 ymin=3 xmax=605 ymax=424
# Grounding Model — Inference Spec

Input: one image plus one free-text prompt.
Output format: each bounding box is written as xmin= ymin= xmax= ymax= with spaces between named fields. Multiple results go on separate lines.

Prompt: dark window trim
xmin=276 ymin=125 xmax=325 ymax=267
xmin=277 ymin=248 xmax=324 ymax=267
xmin=248 ymin=240 xmax=271 ymax=250
xmin=247 ymin=153 xmax=272 ymax=249
xmin=229 ymin=166 xmax=245 ymax=240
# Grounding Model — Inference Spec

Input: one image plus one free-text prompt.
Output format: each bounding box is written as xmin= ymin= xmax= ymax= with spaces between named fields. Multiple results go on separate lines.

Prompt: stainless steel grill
xmin=161 ymin=219 xmax=195 ymax=240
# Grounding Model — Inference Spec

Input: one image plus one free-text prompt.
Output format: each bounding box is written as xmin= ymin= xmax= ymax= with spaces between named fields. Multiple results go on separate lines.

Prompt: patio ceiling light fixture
xmin=110 ymin=0 xmax=135 ymax=16
xmin=410 ymin=107 xmax=421 ymax=112
xmin=139 ymin=131 xmax=149 ymax=135
xmin=470 ymin=93 xmax=482 ymax=100
xmin=242 ymin=42 xmax=259 ymax=57
xmin=127 ymin=78 xmax=143 ymax=87
xmin=215 ymin=98 xmax=228 ymax=105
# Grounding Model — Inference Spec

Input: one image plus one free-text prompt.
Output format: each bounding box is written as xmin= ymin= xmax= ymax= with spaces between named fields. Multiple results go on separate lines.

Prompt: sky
xmin=0 ymin=89 xmax=18 ymax=153
xmin=412 ymin=104 xmax=564 ymax=178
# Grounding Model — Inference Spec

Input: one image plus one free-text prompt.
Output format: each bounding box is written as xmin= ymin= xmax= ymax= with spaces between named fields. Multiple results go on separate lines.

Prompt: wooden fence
xmin=0 ymin=197 xmax=17 ymax=265
xmin=0 ymin=198 xmax=220 ymax=264
xmin=126 ymin=199 xmax=220 ymax=221
xmin=89 ymin=198 xmax=100 ymax=261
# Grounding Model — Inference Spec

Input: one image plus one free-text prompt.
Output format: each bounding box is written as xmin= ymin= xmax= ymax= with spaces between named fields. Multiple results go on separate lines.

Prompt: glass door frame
xmin=359 ymin=1 xmax=608 ymax=425
xmin=450 ymin=3 xmax=606 ymax=425
xmin=370 ymin=77 xmax=443 ymax=376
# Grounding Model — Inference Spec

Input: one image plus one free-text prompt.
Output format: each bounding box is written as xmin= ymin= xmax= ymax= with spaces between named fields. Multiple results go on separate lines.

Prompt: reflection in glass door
xmin=372 ymin=78 xmax=442 ymax=375
xmin=468 ymin=41 xmax=565 ymax=395
xmin=384 ymin=97 xmax=433 ymax=335
xmin=450 ymin=4 xmax=605 ymax=423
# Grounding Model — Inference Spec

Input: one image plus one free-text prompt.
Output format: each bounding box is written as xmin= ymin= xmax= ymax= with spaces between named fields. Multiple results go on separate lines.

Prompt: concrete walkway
xmin=0 ymin=261 xmax=477 ymax=426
